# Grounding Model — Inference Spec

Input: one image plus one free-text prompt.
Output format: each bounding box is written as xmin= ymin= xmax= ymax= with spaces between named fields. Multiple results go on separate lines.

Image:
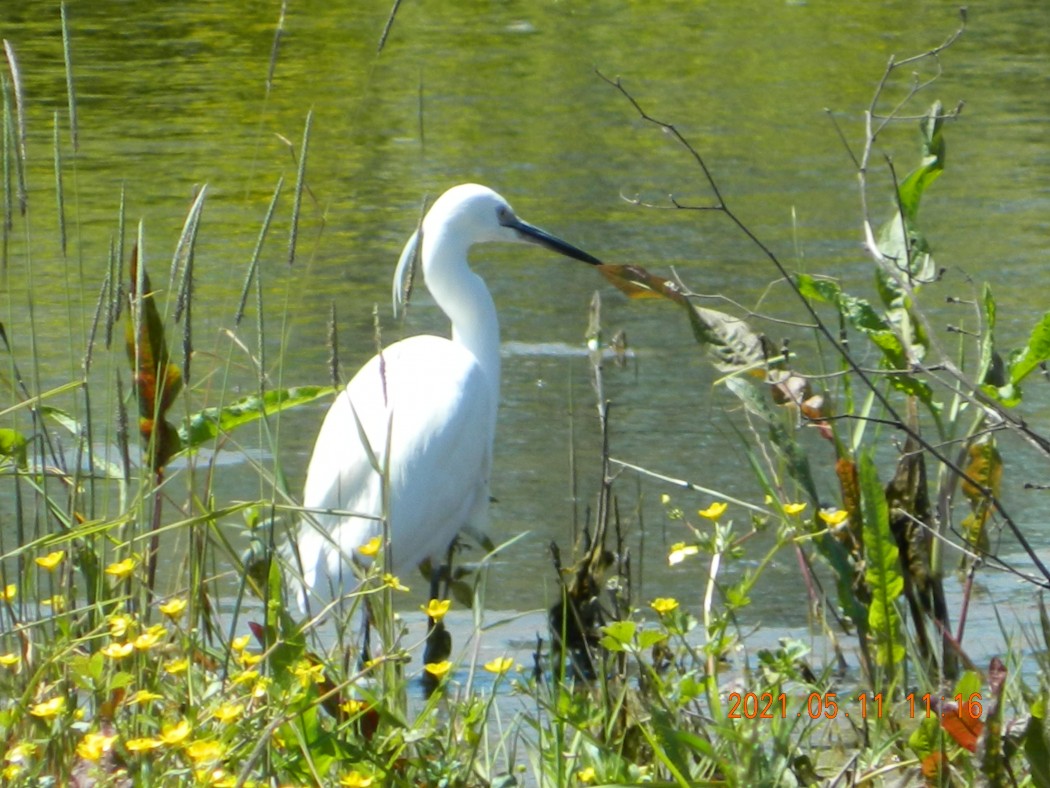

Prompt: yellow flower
xmin=133 ymin=630 xmax=163 ymax=651
xmin=239 ymin=651 xmax=263 ymax=667
xmin=164 ymin=657 xmax=190 ymax=675
xmin=422 ymin=599 xmax=451 ymax=622
xmin=650 ymin=597 xmax=680 ymax=615
xmin=1 ymin=584 xmax=16 ymax=601
xmin=42 ymin=595 xmax=67 ymax=612
xmin=819 ymin=508 xmax=849 ymax=527
xmin=76 ymin=732 xmax=117 ymax=762
xmin=339 ymin=770 xmax=375 ymax=787
xmin=423 ymin=660 xmax=453 ymax=679
xmin=159 ymin=598 xmax=187 ymax=619
xmin=698 ymin=501 xmax=728 ymax=521
xmin=231 ymin=634 xmax=251 ymax=652
xmin=2 ymin=764 xmax=21 ymax=780
xmin=101 ymin=642 xmax=134 ymax=660
xmin=668 ymin=542 xmax=699 ymax=566
xmin=783 ymin=502 xmax=808 ymax=516
xmin=213 ymin=703 xmax=244 ymax=723
xmin=381 ymin=574 xmax=409 ymax=592
xmin=231 ymin=668 xmax=259 ymax=686
xmin=126 ymin=689 xmax=163 ymax=705
xmin=578 ymin=766 xmax=596 ymax=783
xmin=357 ymin=536 xmax=382 ymax=557
xmin=35 ymin=550 xmax=65 ymax=571
xmin=5 ymin=742 xmax=34 ymax=763
xmin=251 ymin=676 xmax=271 ymax=699
xmin=340 ymin=699 xmax=371 ymax=715
xmin=107 ymin=614 xmax=135 ymax=639
xmin=125 ymin=737 xmax=162 ymax=753
xmin=0 ymin=653 xmax=19 ymax=668
xmin=30 ymin=696 xmax=66 ymax=719
xmin=104 ymin=558 xmax=137 ymax=579
xmin=160 ymin=719 xmax=191 ymax=746
xmin=659 ymin=493 xmax=671 ymax=505
xmin=483 ymin=656 xmax=514 ymax=675
xmin=184 ymin=739 xmax=224 ymax=763
xmin=292 ymin=660 xmax=325 ymax=688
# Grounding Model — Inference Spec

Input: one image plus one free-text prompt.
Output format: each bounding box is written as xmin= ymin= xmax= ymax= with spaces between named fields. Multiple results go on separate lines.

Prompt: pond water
xmin=2 ymin=1 xmax=1049 ymax=662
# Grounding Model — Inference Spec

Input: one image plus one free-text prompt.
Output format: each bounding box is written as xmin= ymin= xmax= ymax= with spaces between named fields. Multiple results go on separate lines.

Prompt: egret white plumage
xmin=293 ymin=184 xmax=601 ymax=620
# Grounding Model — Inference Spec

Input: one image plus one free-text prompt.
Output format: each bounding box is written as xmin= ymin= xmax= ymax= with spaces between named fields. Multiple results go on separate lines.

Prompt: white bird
xmin=293 ymin=183 xmax=601 ymax=616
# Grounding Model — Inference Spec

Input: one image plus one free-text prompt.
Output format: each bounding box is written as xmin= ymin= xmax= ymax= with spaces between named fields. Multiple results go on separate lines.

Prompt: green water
xmin=1 ymin=1 xmax=1048 ymax=627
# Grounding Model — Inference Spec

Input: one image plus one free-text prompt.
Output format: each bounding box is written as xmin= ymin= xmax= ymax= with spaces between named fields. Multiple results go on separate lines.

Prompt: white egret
xmin=293 ymin=183 xmax=602 ymax=623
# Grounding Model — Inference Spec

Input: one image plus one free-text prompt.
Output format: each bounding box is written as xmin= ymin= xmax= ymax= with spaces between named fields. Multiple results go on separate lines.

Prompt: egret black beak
xmin=505 ymin=216 xmax=603 ymax=266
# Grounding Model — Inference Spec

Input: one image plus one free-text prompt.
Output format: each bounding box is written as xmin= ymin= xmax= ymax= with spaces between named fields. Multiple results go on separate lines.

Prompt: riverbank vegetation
xmin=2 ymin=8 xmax=1050 ymax=786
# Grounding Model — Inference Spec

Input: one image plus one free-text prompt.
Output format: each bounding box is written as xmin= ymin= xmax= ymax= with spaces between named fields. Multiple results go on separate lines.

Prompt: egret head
xmin=394 ymin=184 xmax=602 ymax=315
xmin=427 ymin=184 xmax=604 ymax=262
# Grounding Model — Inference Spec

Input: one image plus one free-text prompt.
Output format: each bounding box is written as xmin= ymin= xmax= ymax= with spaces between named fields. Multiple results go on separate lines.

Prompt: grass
xmin=2 ymin=7 xmax=1050 ymax=787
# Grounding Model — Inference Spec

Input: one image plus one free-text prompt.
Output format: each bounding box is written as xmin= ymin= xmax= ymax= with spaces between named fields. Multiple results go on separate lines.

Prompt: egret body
xmin=295 ymin=184 xmax=601 ymax=611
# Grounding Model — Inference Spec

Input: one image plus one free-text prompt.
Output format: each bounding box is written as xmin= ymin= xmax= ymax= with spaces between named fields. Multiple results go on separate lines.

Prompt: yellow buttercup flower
xmin=381 ymin=574 xmax=409 ymax=592
xmin=160 ymin=719 xmax=191 ymax=746
xmin=159 ymin=598 xmax=187 ymax=619
xmin=650 ymin=597 xmax=679 ymax=615
xmin=164 ymin=657 xmax=190 ymax=675
xmin=578 ymin=766 xmax=597 ymax=783
xmin=340 ymin=699 xmax=371 ymax=715
xmin=126 ymin=689 xmax=163 ymax=705
xmin=819 ymin=508 xmax=849 ymax=527
xmin=104 ymin=558 xmax=137 ymax=579
xmin=1 ymin=584 xmax=16 ymax=601
xmin=698 ymin=501 xmax=728 ymax=521
xmin=339 ymin=772 xmax=375 ymax=787
xmin=0 ymin=653 xmax=20 ymax=668
xmin=30 ymin=696 xmax=66 ymax=719
xmin=76 ymin=732 xmax=117 ymax=762
xmin=423 ymin=660 xmax=453 ymax=679
xmin=133 ymin=630 xmax=163 ymax=651
xmin=783 ymin=502 xmax=808 ymax=516
xmin=125 ymin=737 xmax=162 ymax=753
xmin=668 ymin=542 xmax=699 ymax=566
xmin=107 ymin=614 xmax=134 ymax=639
xmin=483 ymin=656 xmax=514 ymax=675
xmin=293 ymin=661 xmax=325 ymax=688
xmin=213 ymin=703 xmax=244 ymax=723
xmin=422 ymin=599 xmax=451 ymax=621
xmin=184 ymin=739 xmax=224 ymax=763
xmin=357 ymin=536 xmax=382 ymax=557
xmin=231 ymin=634 xmax=251 ymax=652
xmin=101 ymin=642 xmax=134 ymax=660
xmin=35 ymin=550 xmax=65 ymax=571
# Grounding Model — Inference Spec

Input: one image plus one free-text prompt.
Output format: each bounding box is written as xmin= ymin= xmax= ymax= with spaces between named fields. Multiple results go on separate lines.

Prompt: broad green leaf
xmin=859 ymin=453 xmax=905 ymax=672
xmin=1009 ymin=311 xmax=1050 ymax=386
xmin=601 ymin=619 xmax=637 ymax=647
xmin=1025 ymin=697 xmax=1050 ymax=788
xmin=178 ymin=386 xmax=338 ymax=453
xmin=798 ymin=275 xmax=935 ymax=405
xmin=0 ymin=428 xmax=26 ymax=468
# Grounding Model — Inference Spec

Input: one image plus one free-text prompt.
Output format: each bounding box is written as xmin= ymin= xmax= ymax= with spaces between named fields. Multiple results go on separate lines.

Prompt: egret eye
xmin=496 ymin=205 xmax=514 ymax=225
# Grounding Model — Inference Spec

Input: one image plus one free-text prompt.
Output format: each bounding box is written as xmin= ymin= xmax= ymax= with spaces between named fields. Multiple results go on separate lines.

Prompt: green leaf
xmin=1009 ymin=312 xmax=1050 ymax=386
xmin=797 ymin=275 xmax=934 ymax=405
xmin=178 ymin=386 xmax=338 ymax=453
xmin=601 ymin=619 xmax=637 ymax=648
xmin=859 ymin=452 xmax=905 ymax=672
xmin=1025 ymin=697 xmax=1050 ymax=788
xmin=0 ymin=428 xmax=27 ymax=468
xmin=638 ymin=629 xmax=668 ymax=650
